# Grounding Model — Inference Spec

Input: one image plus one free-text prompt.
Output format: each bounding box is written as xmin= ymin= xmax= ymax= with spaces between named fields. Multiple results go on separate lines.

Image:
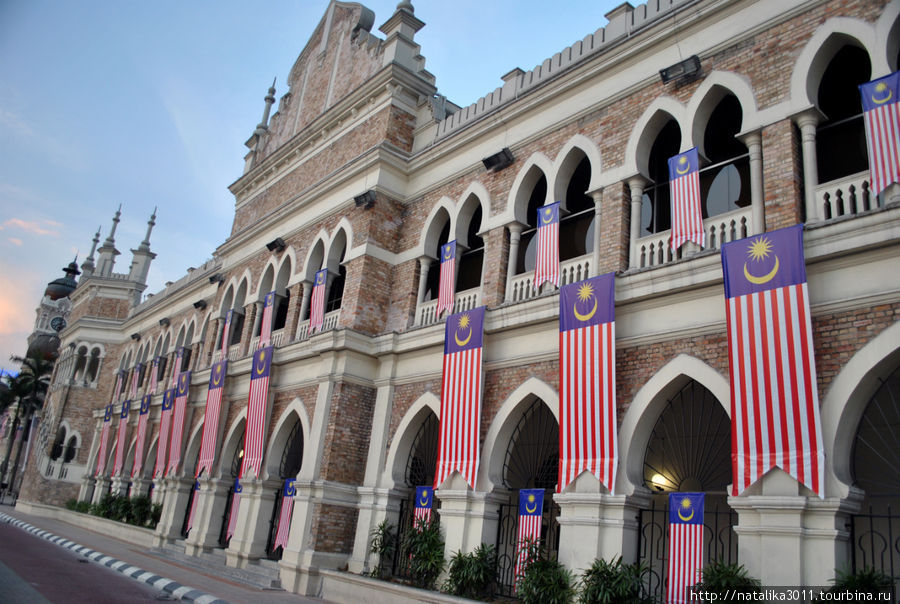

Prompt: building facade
xmin=18 ymin=0 xmax=900 ymax=597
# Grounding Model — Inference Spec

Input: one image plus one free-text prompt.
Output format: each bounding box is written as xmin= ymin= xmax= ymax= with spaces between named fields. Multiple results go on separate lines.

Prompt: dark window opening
xmin=229 ymin=312 xmax=245 ymax=346
xmin=424 ymin=221 xmax=451 ymax=300
xmin=180 ymin=347 xmax=192 ymax=372
xmin=640 ymin=120 xmax=681 ymax=236
xmin=325 ymin=265 xmax=346 ymax=313
xmin=516 ymin=174 xmax=548 ymax=273
xmin=700 ymin=95 xmax=750 ymax=218
xmin=457 ymin=205 xmax=485 ymax=292
xmin=273 ymin=291 xmax=290 ymax=331
xmin=560 ymin=156 xmax=594 ymax=262
xmin=50 ymin=428 xmax=66 ymax=461
xmin=64 ymin=436 xmax=77 ymax=463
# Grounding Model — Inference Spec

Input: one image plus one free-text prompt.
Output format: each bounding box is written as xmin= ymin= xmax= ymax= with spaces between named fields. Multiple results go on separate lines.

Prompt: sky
xmin=0 ymin=0 xmax=624 ymax=374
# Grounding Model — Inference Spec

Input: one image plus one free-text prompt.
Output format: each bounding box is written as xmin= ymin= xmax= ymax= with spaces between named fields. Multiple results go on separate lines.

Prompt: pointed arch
xmin=264 ymin=398 xmax=311 ymax=481
xmin=417 ymin=198 xmax=455 ymax=259
xmin=506 ymin=153 xmax=553 ymax=224
xmin=256 ymin=261 xmax=277 ymax=301
xmin=687 ymin=72 xmax=759 ymax=151
xmin=217 ymin=412 xmax=247 ymax=479
xmin=625 ymin=99 xmax=688 ymax=179
xmin=383 ymin=392 xmax=440 ymax=489
xmin=302 ymin=237 xmax=327 ymax=281
xmin=181 ymin=420 xmax=205 ymax=478
xmin=551 ymin=134 xmax=603 ymax=203
xmin=618 ymin=354 xmax=730 ymax=495
xmin=481 ymin=377 xmax=559 ymax=493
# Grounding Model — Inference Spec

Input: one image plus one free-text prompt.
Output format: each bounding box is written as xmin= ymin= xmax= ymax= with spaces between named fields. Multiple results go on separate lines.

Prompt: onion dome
xmin=44 ymin=260 xmax=80 ymax=301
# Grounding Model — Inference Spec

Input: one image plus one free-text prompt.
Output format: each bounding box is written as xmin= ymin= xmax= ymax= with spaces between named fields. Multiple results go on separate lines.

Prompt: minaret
xmin=80 ymin=228 xmax=101 ymax=276
xmin=255 ymin=78 xmax=277 ymax=136
xmin=96 ymin=206 xmax=122 ymax=277
xmin=128 ymin=208 xmax=158 ymax=286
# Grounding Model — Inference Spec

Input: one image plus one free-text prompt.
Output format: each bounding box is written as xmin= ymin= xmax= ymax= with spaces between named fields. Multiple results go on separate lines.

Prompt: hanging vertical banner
xmin=171 ymin=347 xmax=184 ymax=389
xmin=131 ymin=394 xmax=152 ymax=478
xmin=533 ymin=202 xmax=561 ymax=290
xmin=241 ymin=346 xmax=273 ymax=478
xmin=436 ymin=240 xmax=457 ymax=317
xmin=166 ymin=371 xmax=192 ymax=476
xmin=434 ymin=306 xmax=485 ymax=489
xmin=309 ymin=269 xmax=327 ymax=333
xmin=149 ymin=357 xmax=160 ymax=395
xmin=197 ymin=360 xmax=228 ymax=477
xmin=558 ymin=273 xmax=617 ymax=493
xmin=94 ymin=405 xmax=113 ymax=477
xmin=515 ymin=489 xmax=545 ymax=584
xmin=667 ymin=492 xmax=704 ymax=604
xmin=723 ymin=225 xmax=824 ymax=496
xmin=226 ymin=477 xmax=242 ymax=541
xmin=185 ymin=480 xmax=200 ymax=535
xmin=220 ymin=309 xmax=234 ymax=357
xmin=153 ymin=389 xmax=174 ymax=478
xmin=112 ymin=399 xmax=131 ymax=476
xmin=860 ymin=71 xmax=900 ymax=196
xmin=273 ymin=479 xmax=296 ymax=550
xmin=413 ymin=486 xmax=434 ymax=526
xmin=258 ymin=291 xmax=276 ymax=348
xmin=112 ymin=371 xmax=125 ymax=403
xmin=668 ymin=147 xmax=705 ymax=251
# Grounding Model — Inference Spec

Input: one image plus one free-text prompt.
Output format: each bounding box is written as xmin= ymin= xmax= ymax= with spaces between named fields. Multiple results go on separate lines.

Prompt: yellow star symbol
xmin=577 ymin=282 xmax=594 ymax=302
xmin=681 ymin=497 xmax=692 ymax=510
xmin=458 ymin=313 xmax=470 ymax=329
xmin=747 ymin=236 xmax=773 ymax=262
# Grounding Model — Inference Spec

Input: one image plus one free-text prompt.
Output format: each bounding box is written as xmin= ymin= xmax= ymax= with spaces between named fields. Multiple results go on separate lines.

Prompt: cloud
xmin=8 ymin=238 xmax=22 ymax=246
xmin=0 ymin=218 xmax=61 ymax=237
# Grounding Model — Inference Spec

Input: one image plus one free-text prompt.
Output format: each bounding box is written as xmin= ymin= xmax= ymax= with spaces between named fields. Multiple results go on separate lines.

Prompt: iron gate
xmin=495 ymin=496 xmax=560 ymax=598
xmin=849 ymin=504 xmax=900 ymax=588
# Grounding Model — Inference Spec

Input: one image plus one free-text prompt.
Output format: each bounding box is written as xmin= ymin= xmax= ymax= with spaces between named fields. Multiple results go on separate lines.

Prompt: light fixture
xmin=159 ymin=317 xmax=170 ymax=327
xmin=659 ymin=55 xmax=701 ymax=84
xmin=650 ymin=473 xmax=668 ymax=491
xmin=130 ymin=333 xmax=141 ymax=341
xmin=482 ymin=147 xmax=514 ymax=172
xmin=266 ymin=237 xmax=286 ymax=252
xmin=209 ymin=273 xmax=225 ymax=284
xmin=193 ymin=300 xmax=207 ymax=310
xmin=354 ymin=190 xmax=376 ymax=209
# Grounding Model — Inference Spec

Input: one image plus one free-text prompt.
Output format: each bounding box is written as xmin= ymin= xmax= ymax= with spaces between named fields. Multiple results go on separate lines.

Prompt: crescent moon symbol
xmin=419 ymin=496 xmax=429 ymax=506
xmin=675 ymin=156 xmax=691 ymax=175
xmin=743 ymin=256 xmax=780 ymax=285
xmin=540 ymin=208 xmax=554 ymax=224
xmin=454 ymin=327 xmax=472 ymax=347
xmin=525 ymin=501 xmax=538 ymax=514
xmin=872 ymin=88 xmax=893 ymax=105
xmin=255 ymin=352 xmax=267 ymax=375
xmin=678 ymin=507 xmax=694 ymax=522
xmin=443 ymin=246 xmax=452 ymax=260
xmin=573 ymin=297 xmax=598 ymax=322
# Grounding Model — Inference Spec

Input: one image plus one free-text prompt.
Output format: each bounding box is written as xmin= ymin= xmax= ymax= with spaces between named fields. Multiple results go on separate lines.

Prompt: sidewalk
xmin=0 ymin=503 xmax=329 ymax=604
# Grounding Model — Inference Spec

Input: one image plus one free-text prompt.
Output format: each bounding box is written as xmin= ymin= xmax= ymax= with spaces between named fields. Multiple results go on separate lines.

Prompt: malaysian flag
xmin=131 ymin=394 xmax=152 ymax=478
xmin=413 ymin=486 xmax=433 ymax=527
xmin=226 ymin=477 xmax=242 ymax=541
xmin=515 ymin=489 xmax=544 ymax=584
xmin=272 ymin=479 xmax=296 ymax=550
xmin=113 ymin=370 xmax=125 ymax=402
xmin=667 ymin=492 xmax=704 ymax=604
xmin=129 ymin=363 xmax=142 ymax=399
xmin=153 ymin=389 xmax=174 ymax=478
xmin=185 ymin=480 xmax=200 ymax=535
xmin=171 ymin=347 xmax=184 ymax=389
xmin=722 ymin=225 xmax=824 ymax=496
xmin=558 ymin=273 xmax=617 ymax=493
xmin=197 ymin=360 xmax=227 ymax=477
xmin=112 ymin=399 xmax=130 ymax=476
xmin=221 ymin=310 xmax=234 ymax=356
xmin=241 ymin=346 xmax=273 ymax=478
xmin=309 ymin=269 xmax=327 ymax=333
xmin=166 ymin=371 xmax=192 ymax=476
xmin=436 ymin=241 xmax=456 ymax=317
xmin=860 ymin=71 xmax=900 ymax=196
xmin=434 ymin=306 xmax=484 ymax=489
xmin=149 ymin=357 xmax=160 ymax=394
xmin=95 ymin=404 xmax=113 ymax=477
xmin=258 ymin=291 xmax=276 ymax=348
xmin=533 ymin=202 xmax=560 ymax=290
xmin=668 ymin=147 xmax=705 ymax=251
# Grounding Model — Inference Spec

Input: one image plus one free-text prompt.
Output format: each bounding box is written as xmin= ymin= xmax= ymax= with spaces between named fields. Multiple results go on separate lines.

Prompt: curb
xmin=0 ymin=512 xmax=231 ymax=604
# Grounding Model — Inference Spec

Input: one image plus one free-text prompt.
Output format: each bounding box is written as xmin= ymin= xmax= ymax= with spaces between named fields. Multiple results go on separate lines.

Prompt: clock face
xmin=50 ymin=316 xmax=66 ymax=332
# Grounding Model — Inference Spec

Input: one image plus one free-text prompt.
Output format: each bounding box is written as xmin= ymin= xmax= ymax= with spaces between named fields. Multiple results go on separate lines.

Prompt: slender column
xmin=249 ymin=301 xmax=263 ymax=345
xmin=590 ymin=188 xmax=603 ymax=276
xmin=298 ymin=280 xmax=313 ymax=325
xmin=504 ymin=223 xmax=524 ymax=302
xmin=741 ymin=130 xmax=765 ymax=235
xmin=207 ymin=318 xmax=221 ymax=363
xmin=239 ymin=303 xmax=256 ymax=356
xmin=414 ymin=257 xmax=432 ymax=325
xmin=627 ymin=177 xmax=647 ymax=269
xmin=284 ymin=282 xmax=303 ymax=341
xmin=795 ymin=110 xmax=821 ymax=223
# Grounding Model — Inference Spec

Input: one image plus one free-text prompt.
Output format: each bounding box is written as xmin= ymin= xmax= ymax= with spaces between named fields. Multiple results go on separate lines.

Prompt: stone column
xmin=206 ymin=318 xmax=221 ymax=364
xmin=436 ymin=474 xmax=508 ymax=556
xmin=297 ymin=280 xmax=313 ymax=327
xmin=249 ymin=301 xmax=263 ymax=346
xmin=590 ymin=188 xmax=603 ymax=276
xmin=739 ymin=130 xmax=765 ymax=235
xmin=504 ymin=223 xmax=524 ymax=302
xmin=627 ymin=177 xmax=647 ymax=269
xmin=284 ymin=283 xmax=303 ymax=342
xmin=184 ymin=476 xmax=231 ymax=554
xmin=227 ymin=477 xmax=281 ymax=568
xmin=239 ymin=303 xmax=257 ymax=357
xmin=153 ymin=475 xmax=194 ymax=547
xmin=416 ymin=257 xmax=431 ymax=307
xmin=794 ymin=110 xmax=822 ymax=224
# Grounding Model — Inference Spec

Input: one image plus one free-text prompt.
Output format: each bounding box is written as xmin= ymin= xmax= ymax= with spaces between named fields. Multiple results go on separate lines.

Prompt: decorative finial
xmin=141 ymin=207 xmax=157 ymax=247
xmin=256 ymin=78 xmax=277 ymax=133
xmin=397 ymin=0 xmax=413 ymax=12
xmin=103 ymin=205 xmax=121 ymax=247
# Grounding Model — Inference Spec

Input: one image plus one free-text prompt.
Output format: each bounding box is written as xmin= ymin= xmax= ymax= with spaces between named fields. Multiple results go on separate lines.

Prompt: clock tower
xmin=26 ymin=259 xmax=80 ymax=360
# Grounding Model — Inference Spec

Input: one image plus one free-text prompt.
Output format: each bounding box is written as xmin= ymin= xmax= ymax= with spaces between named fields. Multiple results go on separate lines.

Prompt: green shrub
xmin=129 ymin=495 xmax=152 ymax=527
xmin=400 ymin=516 xmax=445 ymax=590
xmin=830 ymin=566 xmax=894 ymax=595
xmin=90 ymin=493 xmax=117 ymax=518
xmin=695 ymin=561 xmax=760 ymax=598
xmin=150 ymin=503 xmax=163 ymax=529
xmin=109 ymin=496 xmax=131 ymax=522
xmin=367 ymin=519 xmax=396 ymax=579
xmin=65 ymin=498 xmax=78 ymax=511
xmin=578 ymin=556 xmax=648 ymax=604
xmin=75 ymin=501 xmax=91 ymax=514
xmin=443 ymin=542 xmax=498 ymax=600
xmin=517 ymin=538 xmax=575 ymax=604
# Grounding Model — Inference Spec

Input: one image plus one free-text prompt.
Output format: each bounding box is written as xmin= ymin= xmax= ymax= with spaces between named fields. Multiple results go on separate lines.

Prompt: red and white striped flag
xmin=112 ymin=371 xmax=125 ymax=403
xmin=241 ymin=347 xmax=273 ymax=479
xmin=668 ymin=148 xmax=705 ymax=251
xmin=170 ymin=348 xmax=184 ymax=389
xmin=258 ymin=291 xmax=276 ymax=348
xmin=533 ymin=202 xmax=560 ymax=290
xmin=515 ymin=489 xmax=544 ymax=585
xmin=197 ymin=360 xmax=227 ymax=477
xmin=153 ymin=389 xmax=174 ymax=478
xmin=112 ymin=399 xmax=131 ymax=476
xmin=413 ymin=486 xmax=433 ymax=526
xmin=272 ymin=479 xmax=296 ymax=550
xmin=436 ymin=241 xmax=456 ymax=317
xmin=149 ymin=357 xmax=160 ymax=395
xmin=131 ymin=395 xmax=152 ymax=478
xmin=309 ymin=269 xmax=327 ymax=333
xmin=220 ymin=310 xmax=233 ymax=356
xmin=558 ymin=273 xmax=617 ymax=493
xmin=166 ymin=371 xmax=192 ymax=476
xmin=129 ymin=364 xmax=142 ymax=399
xmin=860 ymin=71 xmax=900 ymax=196
xmin=94 ymin=405 xmax=113 ymax=477
xmin=667 ymin=492 xmax=704 ymax=604
xmin=225 ymin=477 xmax=242 ymax=541
xmin=722 ymin=225 xmax=824 ymax=496
xmin=434 ymin=306 xmax=484 ymax=489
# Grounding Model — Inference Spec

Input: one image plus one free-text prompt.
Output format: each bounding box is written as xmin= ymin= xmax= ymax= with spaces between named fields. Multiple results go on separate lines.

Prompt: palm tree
xmin=2 ymin=352 xmax=53 ymax=498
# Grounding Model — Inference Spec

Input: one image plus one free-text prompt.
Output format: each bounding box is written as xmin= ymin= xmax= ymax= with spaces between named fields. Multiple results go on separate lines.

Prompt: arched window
xmin=559 ymin=155 xmax=594 ymax=262
xmin=701 ymin=94 xmax=750 ymax=218
xmin=64 ymin=435 xmax=78 ymax=463
xmin=86 ymin=348 xmax=101 ymax=382
xmin=50 ymin=426 xmax=66 ymax=460
xmin=424 ymin=220 xmax=451 ymax=301
xmin=640 ymin=120 xmax=681 ymax=236
xmin=517 ymin=172 xmax=548 ymax=273
xmin=456 ymin=202 xmax=485 ymax=292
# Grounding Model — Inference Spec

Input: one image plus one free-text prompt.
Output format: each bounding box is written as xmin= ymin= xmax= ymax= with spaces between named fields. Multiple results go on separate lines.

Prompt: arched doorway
xmin=848 ymin=363 xmax=900 ymax=579
xmin=637 ymin=379 xmax=734 ymax=600
xmin=264 ymin=416 xmax=304 ymax=560
xmin=495 ymin=398 xmax=559 ymax=597
xmin=218 ymin=432 xmax=244 ymax=548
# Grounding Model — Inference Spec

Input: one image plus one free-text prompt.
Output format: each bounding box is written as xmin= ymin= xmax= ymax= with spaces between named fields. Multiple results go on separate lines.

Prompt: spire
xmin=255 ymin=78 xmax=277 ymax=135
xmin=397 ymin=0 xmax=413 ymax=12
xmin=80 ymin=227 xmax=101 ymax=275
xmin=137 ymin=207 xmax=156 ymax=251
xmin=129 ymin=207 xmax=158 ymax=288
xmin=96 ymin=206 xmax=122 ymax=277
xmin=103 ymin=204 xmax=122 ymax=248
